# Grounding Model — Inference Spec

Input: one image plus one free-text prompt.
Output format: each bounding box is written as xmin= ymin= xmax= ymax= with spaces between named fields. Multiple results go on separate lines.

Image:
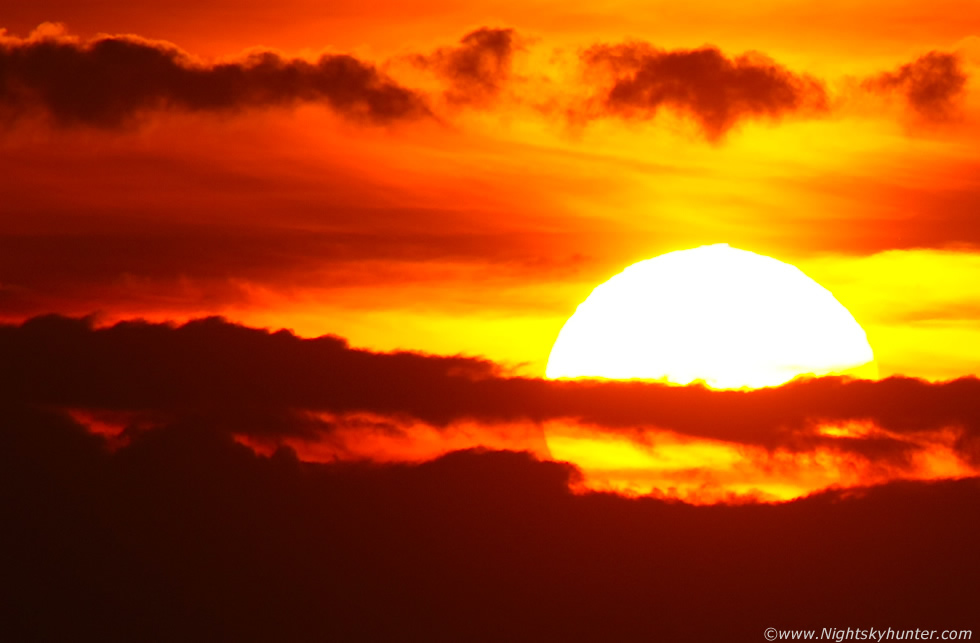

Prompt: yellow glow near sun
xmin=546 ymin=244 xmax=876 ymax=389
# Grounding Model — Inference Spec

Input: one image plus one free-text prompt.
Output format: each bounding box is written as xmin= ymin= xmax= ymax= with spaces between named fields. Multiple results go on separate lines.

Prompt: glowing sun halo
xmin=546 ymin=244 xmax=875 ymax=389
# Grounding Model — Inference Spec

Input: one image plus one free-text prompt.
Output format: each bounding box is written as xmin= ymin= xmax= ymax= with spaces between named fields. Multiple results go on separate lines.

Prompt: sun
xmin=546 ymin=244 xmax=875 ymax=389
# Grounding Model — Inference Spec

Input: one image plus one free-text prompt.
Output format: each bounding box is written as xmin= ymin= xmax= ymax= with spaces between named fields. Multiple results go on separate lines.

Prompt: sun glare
xmin=546 ymin=244 xmax=876 ymax=389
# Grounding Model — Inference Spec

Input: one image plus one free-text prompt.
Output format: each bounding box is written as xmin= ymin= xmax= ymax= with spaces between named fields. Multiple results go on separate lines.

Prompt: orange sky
xmin=2 ymin=4 xmax=980 ymax=501
xmin=6 ymin=7 xmax=980 ymax=640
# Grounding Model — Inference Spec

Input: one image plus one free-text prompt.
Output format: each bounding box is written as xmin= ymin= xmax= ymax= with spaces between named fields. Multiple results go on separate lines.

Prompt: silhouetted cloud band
xmin=3 ymin=315 xmax=979 ymax=464
xmin=0 ymin=30 xmax=429 ymax=126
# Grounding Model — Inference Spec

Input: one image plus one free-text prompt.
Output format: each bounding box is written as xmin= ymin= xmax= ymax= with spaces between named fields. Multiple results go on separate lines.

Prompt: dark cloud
xmin=581 ymin=43 xmax=828 ymax=139
xmin=3 ymin=315 xmax=980 ymax=465
xmin=1 ymin=403 xmax=977 ymax=641
xmin=864 ymin=51 xmax=967 ymax=121
xmin=1 ymin=28 xmax=970 ymax=138
xmin=0 ymin=31 xmax=429 ymax=126
xmin=417 ymin=27 xmax=521 ymax=104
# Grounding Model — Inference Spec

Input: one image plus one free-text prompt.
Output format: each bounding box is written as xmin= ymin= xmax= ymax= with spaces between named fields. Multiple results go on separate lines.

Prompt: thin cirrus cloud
xmin=4 ymin=315 xmax=978 ymax=468
xmin=0 ymin=26 xmax=430 ymax=127
xmin=0 ymin=219 xmax=550 ymax=315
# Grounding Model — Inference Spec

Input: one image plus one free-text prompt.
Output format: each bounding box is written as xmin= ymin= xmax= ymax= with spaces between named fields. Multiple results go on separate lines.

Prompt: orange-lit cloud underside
xmin=22 ymin=317 xmax=978 ymax=504
xmin=70 ymin=391 xmax=980 ymax=504
xmin=227 ymin=416 xmax=977 ymax=504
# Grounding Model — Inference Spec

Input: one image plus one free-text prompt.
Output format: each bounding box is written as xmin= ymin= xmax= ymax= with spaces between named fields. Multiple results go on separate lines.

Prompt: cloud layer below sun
xmin=5 ymin=315 xmax=977 ymax=502
xmin=5 ymin=398 xmax=977 ymax=639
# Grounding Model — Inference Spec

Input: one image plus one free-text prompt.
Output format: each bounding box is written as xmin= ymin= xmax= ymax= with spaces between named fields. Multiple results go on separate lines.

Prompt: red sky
xmin=2 ymin=3 xmax=979 ymax=639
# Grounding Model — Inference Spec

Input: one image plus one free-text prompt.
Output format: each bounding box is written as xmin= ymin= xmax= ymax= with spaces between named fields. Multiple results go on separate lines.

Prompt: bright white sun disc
xmin=546 ymin=244 xmax=875 ymax=389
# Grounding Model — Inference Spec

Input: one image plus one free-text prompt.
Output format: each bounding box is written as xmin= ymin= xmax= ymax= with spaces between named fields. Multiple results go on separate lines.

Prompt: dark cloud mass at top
xmin=581 ymin=43 xmax=829 ymax=138
xmin=0 ymin=25 xmax=969 ymax=134
xmin=0 ymin=30 xmax=430 ymax=126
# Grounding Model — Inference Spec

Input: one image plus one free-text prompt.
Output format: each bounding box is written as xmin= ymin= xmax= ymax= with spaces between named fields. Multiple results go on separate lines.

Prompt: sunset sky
xmin=2 ymin=2 xmax=979 ymax=640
